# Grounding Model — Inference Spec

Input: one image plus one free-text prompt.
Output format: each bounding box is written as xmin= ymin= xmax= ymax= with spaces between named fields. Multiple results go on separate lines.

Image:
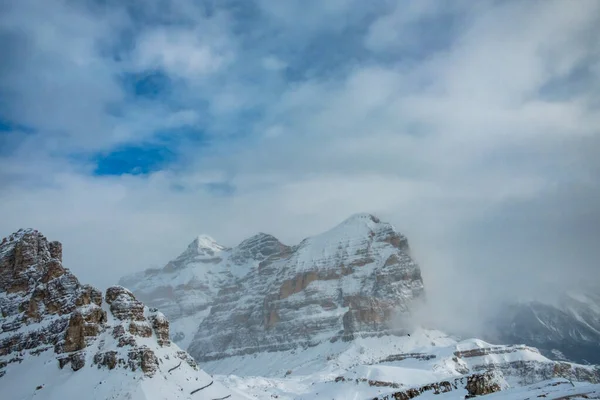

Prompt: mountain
xmin=206 ymin=329 xmax=600 ymax=399
xmin=4 ymin=224 xmax=600 ymax=400
xmin=0 ymin=229 xmax=246 ymax=400
xmin=488 ymin=291 xmax=600 ymax=365
xmin=120 ymin=213 xmax=425 ymax=361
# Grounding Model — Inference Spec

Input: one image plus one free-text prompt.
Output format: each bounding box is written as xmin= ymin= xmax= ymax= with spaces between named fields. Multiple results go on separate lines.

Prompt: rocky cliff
xmin=120 ymin=213 xmax=425 ymax=361
xmin=0 ymin=229 xmax=244 ymax=400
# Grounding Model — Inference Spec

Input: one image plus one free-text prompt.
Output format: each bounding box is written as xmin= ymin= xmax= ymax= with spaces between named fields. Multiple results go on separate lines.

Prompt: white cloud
xmin=132 ymin=27 xmax=233 ymax=78
xmin=0 ymin=0 xmax=599 ymax=334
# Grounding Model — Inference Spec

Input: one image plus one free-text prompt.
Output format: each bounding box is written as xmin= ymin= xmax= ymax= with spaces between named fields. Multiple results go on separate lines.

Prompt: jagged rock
xmin=372 ymin=371 xmax=502 ymax=400
xmin=1 ymin=230 xmax=241 ymax=400
xmin=0 ymin=229 xmax=105 ymax=372
xmin=128 ymin=345 xmax=159 ymax=375
xmin=150 ymin=311 xmax=170 ymax=346
xmin=94 ymin=350 xmax=118 ymax=370
xmin=129 ymin=321 xmax=153 ymax=337
xmin=105 ymin=286 xmax=145 ymax=321
xmin=465 ymin=371 xmax=503 ymax=397
xmin=58 ymin=351 xmax=86 ymax=371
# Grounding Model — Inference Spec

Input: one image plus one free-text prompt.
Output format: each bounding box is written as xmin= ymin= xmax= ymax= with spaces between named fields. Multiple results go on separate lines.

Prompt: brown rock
xmin=94 ymin=351 xmax=118 ymax=370
xmin=128 ymin=346 xmax=159 ymax=376
xmin=466 ymin=371 xmax=503 ymax=397
xmin=129 ymin=322 xmax=152 ymax=337
xmin=63 ymin=313 xmax=86 ymax=353
xmin=105 ymin=286 xmax=145 ymax=321
xmin=150 ymin=312 xmax=170 ymax=346
xmin=48 ymin=241 xmax=62 ymax=261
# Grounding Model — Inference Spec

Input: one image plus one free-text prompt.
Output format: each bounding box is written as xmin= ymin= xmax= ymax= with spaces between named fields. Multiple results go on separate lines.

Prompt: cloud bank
xmin=1 ymin=0 xmax=599 ymax=332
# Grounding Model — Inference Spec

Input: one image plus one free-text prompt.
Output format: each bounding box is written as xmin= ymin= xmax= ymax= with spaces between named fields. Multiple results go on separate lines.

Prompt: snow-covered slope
xmin=488 ymin=291 xmax=600 ymax=365
xmin=119 ymin=234 xmax=233 ymax=350
xmin=121 ymin=213 xmax=425 ymax=361
xmin=208 ymin=329 xmax=600 ymax=399
xmin=0 ymin=229 xmax=246 ymax=400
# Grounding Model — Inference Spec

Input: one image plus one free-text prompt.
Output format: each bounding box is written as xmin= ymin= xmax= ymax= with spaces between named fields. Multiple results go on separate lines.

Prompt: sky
xmin=1 ymin=0 xmax=599 ymax=330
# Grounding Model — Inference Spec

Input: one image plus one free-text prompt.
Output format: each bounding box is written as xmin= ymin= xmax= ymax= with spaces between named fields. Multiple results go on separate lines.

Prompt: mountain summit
xmin=121 ymin=214 xmax=424 ymax=361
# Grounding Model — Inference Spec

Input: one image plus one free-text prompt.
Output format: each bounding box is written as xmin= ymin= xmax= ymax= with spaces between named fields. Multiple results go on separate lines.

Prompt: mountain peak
xmin=189 ymin=234 xmax=224 ymax=251
xmin=183 ymin=234 xmax=226 ymax=258
xmin=341 ymin=213 xmax=382 ymax=225
xmin=316 ymin=213 xmax=390 ymax=241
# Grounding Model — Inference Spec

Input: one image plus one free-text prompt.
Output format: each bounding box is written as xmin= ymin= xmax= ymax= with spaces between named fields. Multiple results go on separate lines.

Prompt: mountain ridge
xmin=120 ymin=213 xmax=425 ymax=361
xmin=3 ymin=226 xmax=600 ymax=400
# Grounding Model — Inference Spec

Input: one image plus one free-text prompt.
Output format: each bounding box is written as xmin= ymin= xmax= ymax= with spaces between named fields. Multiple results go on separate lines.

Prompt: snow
xmin=191 ymin=235 xmax=226 ymax=253
xmin=1 ymin=287 xmax=249 ymax=400
xmin=2 ymin=348 xmax=249 ymax=400
xmin=195 ymin=329 xmax=600 ymax=400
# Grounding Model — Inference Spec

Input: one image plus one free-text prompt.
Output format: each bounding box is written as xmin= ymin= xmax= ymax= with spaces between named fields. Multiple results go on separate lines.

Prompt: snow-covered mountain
xmin=3 ymin=224 xmax=600 ymax=400
xmin=208 ymin=329 xmax=600 ymax=399
xmin=488 ymin=291 xmax=600 ymax=365
xmin=120 ymin=213 xmax=425 ymax=361
xmin=0 ymin=229 xmax=246 ymax=400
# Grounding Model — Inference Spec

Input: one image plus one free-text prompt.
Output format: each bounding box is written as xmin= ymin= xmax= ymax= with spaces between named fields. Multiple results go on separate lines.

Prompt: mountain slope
xmin=0 ymin=229 xmax=245 ymax=400
xmin=211 ymin=329 xmax=600 ymax=399
xmin=121 ymin=213 xmax=425 ymax=361
xmin=488 ymin=291 xmax=600 ymax=365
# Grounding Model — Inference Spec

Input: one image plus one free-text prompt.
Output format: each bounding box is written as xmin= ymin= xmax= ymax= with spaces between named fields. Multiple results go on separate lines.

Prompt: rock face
xmin=0 ymin=229 xmax=106 ymax=370
xmin=121 ymin=214 xmax=425 ymax=361
xmin=0 ymin=229 xmax=242 ymax=400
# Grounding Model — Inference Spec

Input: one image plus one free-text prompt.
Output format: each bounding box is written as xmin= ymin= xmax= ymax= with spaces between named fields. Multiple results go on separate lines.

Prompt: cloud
xmin=0 ymin=0 xmax=599 ymax=340
xmin=131 ymin=26 xmax=234 ymax=78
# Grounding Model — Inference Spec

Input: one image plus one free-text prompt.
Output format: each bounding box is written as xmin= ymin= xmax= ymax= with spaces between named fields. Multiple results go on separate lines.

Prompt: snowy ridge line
xmin=122 ymin=213 xmax=425 ymax=362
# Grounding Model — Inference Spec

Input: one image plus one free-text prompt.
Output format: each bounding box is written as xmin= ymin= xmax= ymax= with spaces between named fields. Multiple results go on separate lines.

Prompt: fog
xmin=1 ymin=0 xmax=599 ymax=338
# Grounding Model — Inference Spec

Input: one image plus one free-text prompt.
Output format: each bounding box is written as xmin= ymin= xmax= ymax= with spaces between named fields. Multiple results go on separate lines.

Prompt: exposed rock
xmin=0 ymin=230 xmax=106 ymax=376
xmin=150 ymin=310 xmax=170 ymax=346
xmin=105 ymin=286 xmax=145 ymax=321
xmin=128 ymin=346 xmax=159 ymax=376
xmin=122 ymin=214 xmax=425 ymax=361
xmin=465 ymin=371 xmax=503 ymax=397
xmin=176 ymin=350 xmax=198 ymax=370
xmin=372 ymin=371 xmax=503 ymax=400
xmin=0 ymin=230 xmax=214 ymax=383
xmin=94 ymin=350 xmax=118 ymax=370
xmin=129 ymin=321 xmax=153 ymax=337
xmin=58 ymin=351 xmax=86 ymax=371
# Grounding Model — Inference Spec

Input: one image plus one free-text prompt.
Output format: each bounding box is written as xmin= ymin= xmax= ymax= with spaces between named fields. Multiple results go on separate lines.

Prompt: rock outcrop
xmin=370 ymin=370 xmax=505 ymax=400
xmin=0 ymin=229 xmax=106 ymax=370
xmin=121 ymin=213 xmax=425 ymax=361
xmin=0 ymin=229 xmax=241 ymax=400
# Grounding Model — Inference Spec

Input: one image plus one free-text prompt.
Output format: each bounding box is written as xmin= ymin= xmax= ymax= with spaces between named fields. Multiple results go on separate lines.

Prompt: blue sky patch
xmin=93 ymin=144 xmax=176 ymax=176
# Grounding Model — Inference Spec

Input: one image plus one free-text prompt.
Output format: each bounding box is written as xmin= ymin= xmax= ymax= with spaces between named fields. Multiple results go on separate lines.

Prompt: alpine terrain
xmin=0 ymin=229 xmax=247 ymax=400
xmin=2 ymin=217 xmax=599 ymax=399
xmin=118 ymin=213 xmax=600 ymax=399
xmin=488 ymin=292 xmax=600 ymax=365
xmin=120 ymin=213 xmax=425 ymax=360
